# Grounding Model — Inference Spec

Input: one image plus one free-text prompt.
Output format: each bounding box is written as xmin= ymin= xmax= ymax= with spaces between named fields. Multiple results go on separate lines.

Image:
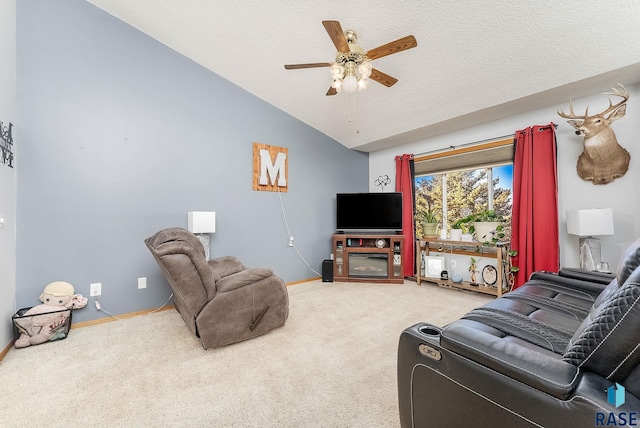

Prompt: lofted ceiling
xmin=87 ymin=0 xmax=640 ymax=153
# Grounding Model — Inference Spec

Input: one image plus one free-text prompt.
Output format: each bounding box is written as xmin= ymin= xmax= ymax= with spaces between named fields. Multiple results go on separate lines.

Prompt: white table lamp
xmin=188 ymin=211 xmax=216 ymax=260
xmin=566 ymin=208 xmax=614 ymax=271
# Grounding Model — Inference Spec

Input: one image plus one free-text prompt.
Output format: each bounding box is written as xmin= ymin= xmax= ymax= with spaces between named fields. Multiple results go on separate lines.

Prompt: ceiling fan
xmin=284 ymin=20 xmax=417 ymax=96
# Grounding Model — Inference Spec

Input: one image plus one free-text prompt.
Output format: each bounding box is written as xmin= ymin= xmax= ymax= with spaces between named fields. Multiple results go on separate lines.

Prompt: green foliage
xmin=471 ymin=209 xmax=504 ymax=222
xmin=421 ymin=202 xmax=439 ymax=224
xmin=504 ymin=249 xmax=520 ymax=289
xmin=452 ymin=209 xmax=509 ymax=244
xmin=452 ymin=214 xmax=475 ymax=233
xmin=469 ymin=257 xmax=477 ymax=269
xmin=491 ymin=225 xmax=506 ymax=244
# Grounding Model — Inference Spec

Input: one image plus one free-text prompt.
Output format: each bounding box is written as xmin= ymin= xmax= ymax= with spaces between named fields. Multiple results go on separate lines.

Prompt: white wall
xmin=370 ymin=83 xmax=640 ymax=270
xmin=0 ymin=0 xmax=17 ymax=349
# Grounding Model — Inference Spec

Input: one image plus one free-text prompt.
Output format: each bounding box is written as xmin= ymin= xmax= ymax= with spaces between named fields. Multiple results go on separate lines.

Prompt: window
xmin=413 ymin=138 xmax=514 ymax=237
xmin=416 ymin=165 xmax=512 ymax=227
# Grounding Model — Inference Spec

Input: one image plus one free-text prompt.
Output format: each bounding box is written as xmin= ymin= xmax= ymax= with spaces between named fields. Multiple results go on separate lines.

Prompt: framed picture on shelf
xmin=424 ymin=256 xmax=445 ymax=278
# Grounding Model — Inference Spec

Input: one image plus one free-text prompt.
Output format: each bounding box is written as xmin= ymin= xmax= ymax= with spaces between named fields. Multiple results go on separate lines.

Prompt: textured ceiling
xmin=87 ymin=0 xmax=640 ymax=152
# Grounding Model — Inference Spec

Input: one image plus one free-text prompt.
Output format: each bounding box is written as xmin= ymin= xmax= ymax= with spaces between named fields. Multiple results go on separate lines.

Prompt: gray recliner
xmin=145 ymin=227 xmax=289 ymax=349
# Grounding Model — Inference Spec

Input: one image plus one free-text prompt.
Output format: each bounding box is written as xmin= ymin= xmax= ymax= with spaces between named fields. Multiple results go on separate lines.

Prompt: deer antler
xmin=557 ymin=98 xmax=588 ymax=120
xmin=601 ymin=83 xmax=629 ymax=116
xmin=558 ymin=83 xmax=629 ymax=119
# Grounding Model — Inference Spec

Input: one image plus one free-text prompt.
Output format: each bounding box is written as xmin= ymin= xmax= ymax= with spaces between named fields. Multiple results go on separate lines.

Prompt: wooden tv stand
xmin=332 ymin=233 xmax=405 ymax=284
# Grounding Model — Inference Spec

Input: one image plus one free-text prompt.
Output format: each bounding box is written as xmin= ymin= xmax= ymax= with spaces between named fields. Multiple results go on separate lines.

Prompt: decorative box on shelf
xmin=416 ymin=238 xmax=510 ymax=297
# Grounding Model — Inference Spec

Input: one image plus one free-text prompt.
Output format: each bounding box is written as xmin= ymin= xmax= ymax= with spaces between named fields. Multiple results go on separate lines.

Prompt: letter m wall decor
xmin=253 ymin=142 xmax=288 ymax=192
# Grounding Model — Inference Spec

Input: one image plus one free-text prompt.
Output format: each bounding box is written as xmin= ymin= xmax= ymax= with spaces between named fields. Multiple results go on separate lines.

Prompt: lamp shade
xmin=566 ymin=208 xmax=614 ymax=237
xmin=188 ymin=211 xmax=216 ymax=234
xmin=357 ymin=61 xmax=372 ymax=78
xmin=342 ymin=75 xmax=357 ymax=93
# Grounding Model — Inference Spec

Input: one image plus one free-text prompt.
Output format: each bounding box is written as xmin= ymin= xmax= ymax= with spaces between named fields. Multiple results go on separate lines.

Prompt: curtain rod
xmin=414 ymin=124 xmax=558 ymax=158
xmin=517 ymin=123 xmax=558 ymax=134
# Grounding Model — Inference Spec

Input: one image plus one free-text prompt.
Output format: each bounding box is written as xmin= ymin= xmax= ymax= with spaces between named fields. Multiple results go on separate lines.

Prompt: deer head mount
xmin=558 ymin=84 xmax=630 ymax=185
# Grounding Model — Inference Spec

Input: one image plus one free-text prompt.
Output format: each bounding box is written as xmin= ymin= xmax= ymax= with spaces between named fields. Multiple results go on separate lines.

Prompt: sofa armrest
xmin=558 ymin=267 xmax=615 ymax=285
xmin=529 ymin=271 xmax=608 ymax=295
xmin=215 ymin=267 xmax=274 ymax=293
xmin=208 ymin=256 xmax=246 ymax=280
xmin=441 ymin=320 xmax=580 ymax=400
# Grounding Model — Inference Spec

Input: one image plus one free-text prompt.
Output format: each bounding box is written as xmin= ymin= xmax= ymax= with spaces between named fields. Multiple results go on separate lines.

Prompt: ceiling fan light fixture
xmin=284 ymin=21 xmax=417 ymax=96
xmin=357 ymin=61 xmax=372 ymax=79
xmin=342 ymin=75 xmax=358 ymax=93
xmin=330 ymin=63 xmax=345 ymax=80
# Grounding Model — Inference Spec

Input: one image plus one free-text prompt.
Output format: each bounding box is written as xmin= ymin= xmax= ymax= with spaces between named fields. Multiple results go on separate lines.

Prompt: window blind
xmin=414 ymin=137 xmax=514 ymax=176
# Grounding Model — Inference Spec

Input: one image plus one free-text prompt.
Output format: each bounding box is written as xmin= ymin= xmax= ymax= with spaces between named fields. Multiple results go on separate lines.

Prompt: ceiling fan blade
xmin=370 ymin=68 xmax=398 ymax=87
xmin=326 ymin=86 xmax=337 ymax=96
xmin=322 ymin=20 xmax=350 ymax=53
xmin=366 ymin=35 xmax=417 ymax=60
xmin=284 ymin=62 xmax=332 ymax=70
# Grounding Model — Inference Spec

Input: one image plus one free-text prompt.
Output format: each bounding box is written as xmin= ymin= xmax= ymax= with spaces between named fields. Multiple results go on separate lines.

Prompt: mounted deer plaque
xmin=558 ymin=84 xmax=630 ymax=185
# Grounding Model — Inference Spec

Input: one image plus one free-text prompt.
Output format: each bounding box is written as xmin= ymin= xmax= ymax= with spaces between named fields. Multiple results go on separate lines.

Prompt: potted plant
xmin=451 ymin=214 xmax=474 ymax=241
xmin=420 ymin=203 xmax=439 ymax=238
xmin=469 ymin=257 xmax=478 ymax=285
xmin=471 ymin=209 xmax=505 ymax=243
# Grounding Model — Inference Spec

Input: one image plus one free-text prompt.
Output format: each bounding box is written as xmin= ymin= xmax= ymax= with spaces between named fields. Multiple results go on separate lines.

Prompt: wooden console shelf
xmin=416 ymin=238 xmax=510 ymax=297
xmin=332 ymin=233 xmax=405 ymax=284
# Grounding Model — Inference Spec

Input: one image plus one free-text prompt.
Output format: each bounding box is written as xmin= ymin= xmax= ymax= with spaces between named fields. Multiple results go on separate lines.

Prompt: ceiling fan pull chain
xmin=356 ymin=90 xmax=360 ymax=134
xmin=353 ymin=87 xmax=363 ymax=134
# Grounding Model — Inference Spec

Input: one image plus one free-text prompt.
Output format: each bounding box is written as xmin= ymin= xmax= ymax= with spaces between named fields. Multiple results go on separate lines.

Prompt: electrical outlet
xmin=90 ymin=282 xmax=102 ymax=296
xmin=94 ymin=300 xmax=101 ymax=310
xmin=138 ymin=277 xmax=147 ymax=289
xmin=450 ymin=260 xmax=457 ymax=269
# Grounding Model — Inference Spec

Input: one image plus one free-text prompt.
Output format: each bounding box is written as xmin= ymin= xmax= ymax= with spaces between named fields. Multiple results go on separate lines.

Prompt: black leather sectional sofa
xmin=398 ymin=238 xmax=640 ymax=427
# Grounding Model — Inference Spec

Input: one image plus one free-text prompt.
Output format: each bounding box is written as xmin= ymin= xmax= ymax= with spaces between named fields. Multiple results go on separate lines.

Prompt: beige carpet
xmin=0 ymin=280 xmax=491 ymax=428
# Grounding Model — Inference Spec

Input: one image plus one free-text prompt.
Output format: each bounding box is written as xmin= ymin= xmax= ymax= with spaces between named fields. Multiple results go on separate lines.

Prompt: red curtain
xmin=511 ymin=124 xmax=559 ymax=289
xmin=395 ymin=154 xmax=415 ymax=277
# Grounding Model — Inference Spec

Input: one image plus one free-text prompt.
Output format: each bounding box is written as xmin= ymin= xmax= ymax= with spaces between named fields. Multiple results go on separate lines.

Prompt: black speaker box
xmin=322 ymin=259 xmax=334 ymax=282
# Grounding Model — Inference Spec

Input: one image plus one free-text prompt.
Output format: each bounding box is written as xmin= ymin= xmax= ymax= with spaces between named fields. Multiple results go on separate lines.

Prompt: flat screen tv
xmin=336 ymin=192 xmax=403 ymax=232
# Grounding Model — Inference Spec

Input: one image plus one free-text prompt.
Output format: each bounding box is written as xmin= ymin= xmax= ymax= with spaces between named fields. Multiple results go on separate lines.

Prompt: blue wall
xmin=16 ymin=0 xmax=368 ymax=322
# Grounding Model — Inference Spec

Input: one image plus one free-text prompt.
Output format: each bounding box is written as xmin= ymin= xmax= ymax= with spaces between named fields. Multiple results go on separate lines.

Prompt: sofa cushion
xmin=616 ymin=236 xmax=640 ymax=285
xmin=461 ymin=294 xmax=587 ymax=353
xmin=563 ymin=265 xmax=640 ymax=382
xmin=504 ymin=281 xmax=594 ymax=320
xmin=590 ymin=278 xmax=619 ymax=310
xmin=440 ymin=319 xmax=580 ymax=400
